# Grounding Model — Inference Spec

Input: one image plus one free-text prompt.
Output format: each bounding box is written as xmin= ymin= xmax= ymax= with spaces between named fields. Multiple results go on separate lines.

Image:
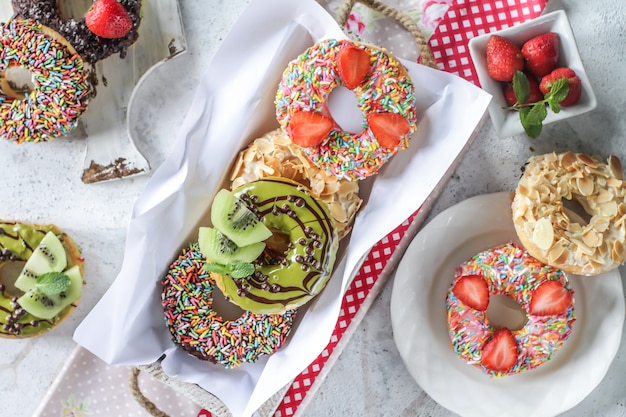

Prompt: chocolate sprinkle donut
xmin=11 ymin=0 xmax=142 ymax=64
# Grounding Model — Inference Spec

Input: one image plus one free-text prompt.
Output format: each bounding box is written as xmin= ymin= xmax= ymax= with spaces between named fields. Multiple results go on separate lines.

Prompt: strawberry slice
xmin=529 ymin=280 xmax=573 ymax=316
xmin=337 ymin=45 xmax=371 ymax=89
xmin=368 ymin=113 xmax=411 ymax=149
xmin=451 ymin=274 xmax=489 ymax=311
xmin=288 ymin=111 xmax=334 ymax=148
xmin=482 ymin=328 xmax=519 ymax=373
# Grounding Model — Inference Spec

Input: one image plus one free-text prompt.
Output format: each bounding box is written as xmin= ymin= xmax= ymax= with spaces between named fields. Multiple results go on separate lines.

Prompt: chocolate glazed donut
xmin=11 ymin=0 xmax=142 ymax=64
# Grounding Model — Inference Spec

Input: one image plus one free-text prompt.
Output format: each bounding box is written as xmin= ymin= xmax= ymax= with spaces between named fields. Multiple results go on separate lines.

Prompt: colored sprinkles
xmin=275 ymin=38 xmax=418 ymax=180
xmin=446 ymin=242 xmax=576 ymax=377
xmin=161 ymin=243 xmax=297 ymax=368
xmin=0 ymin=19 xmax=92 ymax=143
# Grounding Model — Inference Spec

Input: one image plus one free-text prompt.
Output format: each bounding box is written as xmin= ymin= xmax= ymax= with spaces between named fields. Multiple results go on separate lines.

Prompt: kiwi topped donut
xmin=446 ymin=242 xmax=575 ymax=377
xmin=199 ymin=178 xmax=338 ymax=314
xmin=161 ymin=243 xmax=296 ymax=368
xmin=230 ymin=129 xmax=363 ymax=239
xmin=11 ymin=0 xmax=142 ymax=65
xmin=512 ymin=151 xmax=626 ymax=276
xmin=0 ymin=19 xmax=93 ymax=143
xmin=0 ymin=221 xmax=85 ymax=338
xmin=275 ymin=38 xmax=418 ymax=181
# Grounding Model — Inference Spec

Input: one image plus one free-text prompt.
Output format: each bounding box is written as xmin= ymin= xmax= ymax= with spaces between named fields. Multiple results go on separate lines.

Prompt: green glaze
xmin=0 ymin=222 xmax=71 ymax=338
xmin=217 ymin=178 xmax=339 ymax=314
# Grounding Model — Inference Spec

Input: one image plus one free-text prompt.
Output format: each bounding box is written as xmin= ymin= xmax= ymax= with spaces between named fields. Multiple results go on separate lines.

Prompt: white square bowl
xmin=468 ymin=10 xmax=597 ymax=138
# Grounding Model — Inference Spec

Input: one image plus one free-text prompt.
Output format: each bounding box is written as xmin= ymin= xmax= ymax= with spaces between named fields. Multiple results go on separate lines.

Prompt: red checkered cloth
xmin=428 ymin=0 xmax=549 ymax=85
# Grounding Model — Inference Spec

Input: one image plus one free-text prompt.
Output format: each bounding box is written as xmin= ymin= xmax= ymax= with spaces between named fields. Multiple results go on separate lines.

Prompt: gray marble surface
xmin=1 ymin=0 xmax=624 ymax=416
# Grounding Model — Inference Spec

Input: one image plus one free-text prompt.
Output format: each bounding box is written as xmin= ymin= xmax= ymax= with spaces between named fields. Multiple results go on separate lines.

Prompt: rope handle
xmin=336 ymin=0 xmax=438 ymax=69
xmin=129 ymin=367 xmax=171 ymax=417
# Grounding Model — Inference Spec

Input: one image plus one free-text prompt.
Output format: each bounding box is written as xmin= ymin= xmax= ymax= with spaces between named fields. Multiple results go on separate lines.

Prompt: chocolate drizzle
xmin=0 ymin=222 xmax=72 ymax=337
xmin=223 ymin=178 xmax=338 ymax=313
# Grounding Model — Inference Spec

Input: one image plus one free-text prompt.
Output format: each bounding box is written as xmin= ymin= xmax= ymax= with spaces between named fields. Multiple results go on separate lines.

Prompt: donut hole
xmin=485 ymin=294 xmax=528 ymax=331
xmin=327 ymin=86 xmax=363 ymax=133
xmin=0 ymin=67 xmax=35 ymax=100
xmin=264 ymin=229 xmax=292 ymax=263
xmin=211 ymin=284 xmax=247 ymax=321
xmin=562 ymin=197 xmax=593 ymax=225
xmin=0 ymin=261 xmax=26 ymax=296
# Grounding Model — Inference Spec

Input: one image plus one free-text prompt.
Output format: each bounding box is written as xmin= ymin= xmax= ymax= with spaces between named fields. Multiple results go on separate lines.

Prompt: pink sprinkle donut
xmin=161 ymin=243 xmax=297 ymax=369
xmin=275 ymin=38 xmax=418 ymax=181
xmin=446 ymin=242 xmax=575 ymax=377
xmin=0 ymin=19 xmax=92 ymax=143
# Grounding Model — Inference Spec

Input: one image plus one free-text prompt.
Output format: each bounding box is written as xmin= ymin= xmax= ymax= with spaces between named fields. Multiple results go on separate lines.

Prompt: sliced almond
xmin=599 ymin=200 xmax=618 ymax=217
xmin=560 ymin=151 xmax=577 ymax=171
xmin=590 ymin=215 xmax=610 ymax=232
xmin=533 ymin=217 xmax=555 ymax=250
xmin=596 ymin=189 xmax=614 ymax=204
xmin=609 ymin=155 xmax=624 ymax=180
xmin=607 ymin=177 xmax=623 ymax=188
xmin=582 ymin=228 xmax=602 ymax=247
xmin=547 ymin=242 xmax=565 ymax=264
xmin=576 ymin=176 xmax=594 ymax=196
xmin=611 ymin=240 xmax=625 ymax=262
xmin=577 ymin=153 xmax=599 ymax=169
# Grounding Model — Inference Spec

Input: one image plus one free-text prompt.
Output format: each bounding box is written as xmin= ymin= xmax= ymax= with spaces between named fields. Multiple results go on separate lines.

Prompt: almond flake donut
xmin=161 ymin=243 xmax=296 ymax=369
xmin=0 ymin=19 xmax=92 ymax=143
xmin=229 ymin=129 xmax=363 ymax=239
xmin=446 ymin=243 xmax=575 ymax=377
xmin=512 ymin=151 xmax=626 ymax=276
xmin=275 ymin=38 xmax=418 ymax=181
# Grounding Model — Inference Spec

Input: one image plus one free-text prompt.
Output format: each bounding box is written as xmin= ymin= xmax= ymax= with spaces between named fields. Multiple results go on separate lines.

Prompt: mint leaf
xmin=519 ymin=105 xmax=545 ymax=139
xmin=526 ymin=102 xmax=548 ymax=126
xmin=203 ymin=262 xmax=254 ymax=279
xmin=512 ymin=71 xmax=529 ymax=105
xmin=504 ymin=73 xmax=571 ymax=139
xmin=229 ymin=263 xmax=255 ymax=278
xmin=35 ymin=272 xmax=71 ymax=295
xmin=544 ymin=78 xmax=569 ymax=105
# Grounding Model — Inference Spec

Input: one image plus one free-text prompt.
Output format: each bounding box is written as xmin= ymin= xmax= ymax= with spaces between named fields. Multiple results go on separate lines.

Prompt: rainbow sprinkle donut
xmin=275 ymin=38 xmax=418 ymax=181
xmin=161 ymin=244 xmax=297 ymax=369
xmin=0 ymin=19 xmax=92 ymax=143
xmin=446 ymin=242 xmax=575 ymax=377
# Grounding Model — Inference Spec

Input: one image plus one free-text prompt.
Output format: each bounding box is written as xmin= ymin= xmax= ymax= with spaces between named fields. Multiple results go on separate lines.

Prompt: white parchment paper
xmin=74 ymin=0 xmax=491 ymax=416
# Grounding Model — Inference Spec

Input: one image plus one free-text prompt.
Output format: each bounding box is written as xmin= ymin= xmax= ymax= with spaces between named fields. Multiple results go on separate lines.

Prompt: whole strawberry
xmin=503 ymin=71 xmax=543 ymax=106
xmin=540 ymin=67 xmax=582 ymax=106
xmin=85 ymin=0 xmax=133 ymax=39
xmin=521 ymin=32 xmax=560 ymax=77
xmin=486 ymin=35 xmax=524 ymax=82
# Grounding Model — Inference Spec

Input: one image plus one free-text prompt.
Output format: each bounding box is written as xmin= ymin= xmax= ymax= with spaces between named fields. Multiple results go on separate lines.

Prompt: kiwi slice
xmin=198 ymin=226 xmax=265 ymax=265
xmin=14 ymin=231 xmax=67 ymax=292
xmin=211 ymin=189 xmax=272 ymax=247
xmin=17 ymin=265 xmax=83 ymax=320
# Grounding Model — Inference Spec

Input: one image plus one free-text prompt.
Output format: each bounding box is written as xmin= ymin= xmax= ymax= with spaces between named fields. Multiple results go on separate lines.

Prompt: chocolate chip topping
xmin=11 ymin=0 xmax=142 ymax=64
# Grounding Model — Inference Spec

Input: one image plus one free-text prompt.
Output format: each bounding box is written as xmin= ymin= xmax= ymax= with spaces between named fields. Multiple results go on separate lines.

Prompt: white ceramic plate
xmin=390 ymin=192 xmax=624 ymax=417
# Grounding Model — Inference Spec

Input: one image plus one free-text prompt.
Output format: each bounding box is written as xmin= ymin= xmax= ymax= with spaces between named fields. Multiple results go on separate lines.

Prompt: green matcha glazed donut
xmin=214 ymin=178 xmax=339 ymax=314
xmin=0 ymin=221 xmax=85 ymax=338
